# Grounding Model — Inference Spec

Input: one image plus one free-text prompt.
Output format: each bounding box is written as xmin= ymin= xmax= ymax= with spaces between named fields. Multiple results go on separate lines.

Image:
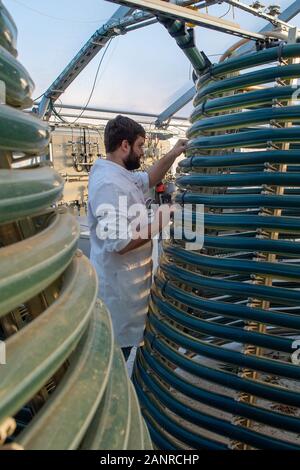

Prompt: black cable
xmin=219 ymin=4 xmax=232 ymax=19
xmin=33 ymin=92 xmax=45 ymax=102
xmin=70 ymin=38 xmax=113 ymax=124
xmin=48 ymin=39 xmax=113 ymax=125
xmin=56 ymin=98 xmax=63 ymax=115
xmin=50 ymin=100 xmax=68 ymax=123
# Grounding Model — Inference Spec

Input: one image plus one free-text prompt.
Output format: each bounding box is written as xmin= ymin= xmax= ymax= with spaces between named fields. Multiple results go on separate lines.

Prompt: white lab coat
xmin=88 ymin=159 xmax=152 ymax=347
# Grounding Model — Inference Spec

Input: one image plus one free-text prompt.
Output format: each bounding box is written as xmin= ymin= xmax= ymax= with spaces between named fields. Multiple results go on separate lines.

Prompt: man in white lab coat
xmin=88 ymin=115 xmax=186 ymax=360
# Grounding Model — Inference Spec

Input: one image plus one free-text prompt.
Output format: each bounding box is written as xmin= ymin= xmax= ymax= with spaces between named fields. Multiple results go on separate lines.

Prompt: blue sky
xmin=4 ymin=0 xmax=297 ymax=117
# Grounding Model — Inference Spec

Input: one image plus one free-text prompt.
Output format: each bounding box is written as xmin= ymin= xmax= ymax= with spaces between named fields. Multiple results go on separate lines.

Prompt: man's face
xmin=124 ymin=135 xmax=145 ymax=171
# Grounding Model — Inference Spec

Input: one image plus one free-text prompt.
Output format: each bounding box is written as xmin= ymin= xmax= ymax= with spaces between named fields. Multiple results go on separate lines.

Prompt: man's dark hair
xmin=104 ymin=115 xmax=146 ymax=153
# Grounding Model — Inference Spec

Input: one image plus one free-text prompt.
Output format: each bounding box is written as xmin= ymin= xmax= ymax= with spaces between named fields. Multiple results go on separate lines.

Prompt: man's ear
xmin=121 ymin=140 xmax=130 ymax=153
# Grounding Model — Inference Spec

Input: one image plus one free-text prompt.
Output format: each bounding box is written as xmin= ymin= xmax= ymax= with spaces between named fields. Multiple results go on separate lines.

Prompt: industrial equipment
xmin=3 ymin=0 xmax=300 ymax=452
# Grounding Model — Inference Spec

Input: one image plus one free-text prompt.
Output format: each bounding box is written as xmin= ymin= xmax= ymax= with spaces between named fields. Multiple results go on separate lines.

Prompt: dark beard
xmin=124 ymin=150 xmax=140 ymax=171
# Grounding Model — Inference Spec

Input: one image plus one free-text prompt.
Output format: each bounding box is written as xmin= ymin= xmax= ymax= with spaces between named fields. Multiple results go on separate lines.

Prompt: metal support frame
xmin=155 ymin=0 xmax=300 ymax=128
xmin=105 ymin=0 xmax=268 ymax=40
xmin=39 ymin=0 xmax=300 ymax=124
xmin=238 ymin=0 xmax=300 ymax=54
xmin=49 ymin=103 xmax=188 ymax=121
xmin=50 ymin=115 xmax=189 ymax=131
xmin=155 ymin=88 xmax=195 ymax=128
xmin=38 ymin=6 xmax=150 ymax=118
xmin=37 ymin=0 xmax=202 ymax=119
xmin=274 ymin=0 xmax=300 ymax=22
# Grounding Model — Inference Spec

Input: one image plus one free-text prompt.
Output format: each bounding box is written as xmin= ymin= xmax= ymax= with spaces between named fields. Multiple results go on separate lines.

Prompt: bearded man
xmin=88 ymin=115 xmax=186 ymax=360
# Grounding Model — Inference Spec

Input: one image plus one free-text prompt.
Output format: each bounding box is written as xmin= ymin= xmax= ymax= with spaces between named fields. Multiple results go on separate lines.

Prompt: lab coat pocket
xmin=116 ymin=263 xmax=152 ymax=308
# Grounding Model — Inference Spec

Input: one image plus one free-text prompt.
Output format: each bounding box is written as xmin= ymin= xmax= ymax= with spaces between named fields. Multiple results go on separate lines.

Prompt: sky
xmin=4 ymin=0 xmax=299 ymax=119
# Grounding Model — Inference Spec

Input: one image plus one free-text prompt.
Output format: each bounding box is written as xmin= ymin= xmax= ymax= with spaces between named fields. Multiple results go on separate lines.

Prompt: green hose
xmin=135 ymin=39 xmax=300 ymax=449
xmin=0 ymin=1 xmax=151 ymax=450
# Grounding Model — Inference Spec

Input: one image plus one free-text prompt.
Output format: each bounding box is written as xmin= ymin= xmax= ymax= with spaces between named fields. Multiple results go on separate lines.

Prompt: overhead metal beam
xmin=105 ymin=0 xmax=268 ymax=40
xmin=52 ymin=114 xmax=189 ymax=128
xmin=155 ymin=88 xmax=194 ymax=128
xmin=155 ymin=0 xmax=300 ymax=128
xmin=48 ymin=103 xmax=188 ymax=121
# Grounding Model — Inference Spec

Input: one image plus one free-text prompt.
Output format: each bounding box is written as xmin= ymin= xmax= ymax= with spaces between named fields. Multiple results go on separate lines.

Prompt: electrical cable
xmin=50 ymin=100 xmax=68 ymax=123
xmin=219 ymin=4 xmax=232 ymax=19
xmin=69 ymin=38 xmax=113 ymax=125
xmin=33 ymin=92 xmax=45 ymax=102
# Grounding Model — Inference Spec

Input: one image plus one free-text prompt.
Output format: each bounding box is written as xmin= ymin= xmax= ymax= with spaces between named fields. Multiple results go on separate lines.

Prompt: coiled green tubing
xmin=134 ymin=43 xmax=300 ymax=450
xmin=0 ymin=0 xmax=151 ymax=451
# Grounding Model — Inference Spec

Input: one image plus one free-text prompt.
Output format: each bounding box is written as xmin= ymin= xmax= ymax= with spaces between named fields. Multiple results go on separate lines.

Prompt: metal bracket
xmin=223 ymin=0 xmax=292 ymax=29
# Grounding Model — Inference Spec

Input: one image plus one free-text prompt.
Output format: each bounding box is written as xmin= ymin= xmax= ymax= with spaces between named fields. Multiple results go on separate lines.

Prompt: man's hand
xmin=168 ymin=139 xmax=188 ymax=161
xmin=148 ymin=138 xmax=188 ymax=188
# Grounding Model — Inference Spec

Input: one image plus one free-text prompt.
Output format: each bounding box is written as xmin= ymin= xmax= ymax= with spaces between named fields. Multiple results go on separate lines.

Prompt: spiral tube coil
xmin=0 ymin=1 xmax=151 ymax=451
xmin=134 ymin=41 xmax=300 ymax=450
